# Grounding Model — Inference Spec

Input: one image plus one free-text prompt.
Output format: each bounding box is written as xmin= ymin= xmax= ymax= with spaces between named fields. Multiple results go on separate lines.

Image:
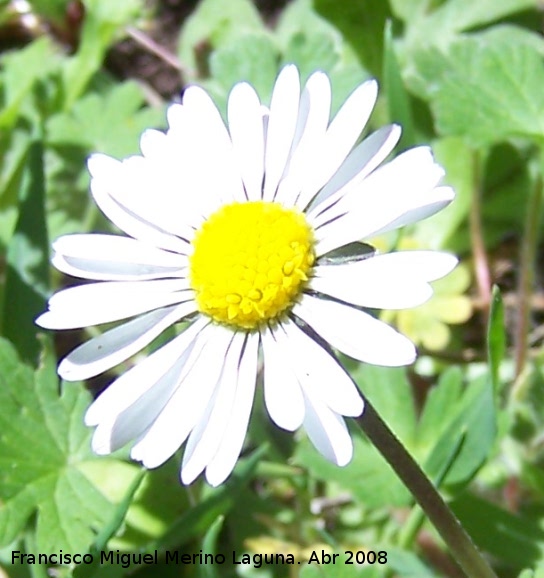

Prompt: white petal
xmin=88 ymin=154 xmax=190 ymax=254
xmin=309 ymin=124 xmax=401 ymax=211
xmin=180 ymin=86 xmax=246 ymax=205
xmin=275 ymin=71 xmax=331 ymax=206
xmin=87 ymin=153 xmax=119 ymax=180
xmin=312 ymin=148 xmax=450 ymax=256
xmin=295 ymin=79 xmax=378 ymax=210
xmin=262 ymin=65 xmax=301 ymax=201
xmin=181 ymin=331 xmax=246 ymax=484
xmin=36 ymin=279 xmax=191 ymax=329
xmin=166 ymin=103 xmax=184 ymax=131
xmin=278 ymin=320 xmax=364 ymax=417
xmin=139 ymin=129 xmax=170 ymax=159
xmin=294 ymin=294 xmax=416 ymax=367
xmin=311 ymin=146 xmax=443 ymax=227
xmin=87 ymin=318 xmax=208 ymax=454
xmin=303 ymin=394 xmax=353 ymax=466
xmin=261 ymin=326 xmax=305 ymax=431
xmin=58 ymin=301 xmax=196 ymax=381
xmin=52 ymin=234 xmax=187 ymax=281
xmin=291 ymin=72 xmax=331 ymax=158
xmin=369 ymin=186 xmax=456 ymax=237
xmin=85 ymin=317 xmax=208 ymax=427
xmin=310 ymin=252 xmax=458 ymax=309
xmin=92 ymin=95 xmax=240 ymax=243
xmin=130 ymin=323 xmax=235 ymax=469
xmin=135 ymin=129 xmax=200 ymax=237
xmin=228 ymin=82 xmax=265 ymax=201
xmin=133 ymin=105 xmax=218 ymax=229
xmin=102 ymin=350 xmax=189 ymax=453
xmin=114 ymin=155 xmax=201 ymax=242
xmin=315 ymin=187 xmax=454 ymax=257
xmin=205 ymin=332 xmax=259 ymax=486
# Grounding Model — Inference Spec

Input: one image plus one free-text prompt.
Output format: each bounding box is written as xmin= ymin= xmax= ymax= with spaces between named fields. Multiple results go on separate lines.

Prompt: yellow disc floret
xmin=189 ymin=201 xmax=315 ymax=329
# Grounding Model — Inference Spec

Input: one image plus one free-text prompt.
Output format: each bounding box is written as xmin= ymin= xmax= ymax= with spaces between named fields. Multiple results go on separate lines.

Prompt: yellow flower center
xmin=189 ymin=201 xmax=315 ymax=329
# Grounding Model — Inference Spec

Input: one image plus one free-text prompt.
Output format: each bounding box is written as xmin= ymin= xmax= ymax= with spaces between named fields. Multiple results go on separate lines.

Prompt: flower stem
xmin=514 ymin=155 xmax=543 ymax=379
xmin=397 ymin=434 xmax=464 ymax=550
xmin=355 ymin=401 xmax=498 ymax=578
xmin=469 ymin=150 xmax=492 ymax=315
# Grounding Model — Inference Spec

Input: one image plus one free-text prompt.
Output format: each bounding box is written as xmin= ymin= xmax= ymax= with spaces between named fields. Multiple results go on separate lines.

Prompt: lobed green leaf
xmin=0 ymin=338 xmax=117 ymax=553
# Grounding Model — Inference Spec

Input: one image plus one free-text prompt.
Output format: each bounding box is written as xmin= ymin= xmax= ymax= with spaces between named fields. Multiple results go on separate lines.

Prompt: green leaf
xmin=0 ymin=37 xmax=60 ymax=127
xmin=209 ymin=33 xmax=279 ymax=103
xmin=178 ymin=0 xmax=264 ymax=78
xmin=409 ymin=33 xmax=544 ymax=145
xmin=382 ymin=21 xmax=415 ymax=150
xmin=388 ymin=0 xmax=428 ymax=21
xmin=405 ymin=0 xmax=539 ymax=44
xmin=62 ymin=0 xmax=144 ymax=108
xmin=3 ymin=132 xmax=49 ymax=364
xmin=452 ymin=493 xmax=544 ymax=567
xmin=387 ymin=548 xmax=439 ymax=577
xmin=48 ymin=81 xmax=164 ymax=158
xmin=518 ymin=562 xmax=544 ymax=578
xmin=275 ymin=0 xmax=342 ymax=53
xmin=301 ymin=558 xmax=385 ymax=578
xmin=305 ymin=365 xmax=417 ymax=507
xmin=45 ymin=82 xmax=163 ymax=241
xmin=27 ymin=0 xmax=68 ymax=22
xmin=0 ymin=338 xmax=117 ymax=552
xmin=72 ymin=470 xmax=146 ymax=578
xmin=413 ymin=137 xmax=472 ymax=249
xmin=480 ymin=24 xmax=544 ymax=58
xmin=144 ymin=446 xmax=266 ymax=553
xmin=282 ymin=30 xmax=339 ymax=81
xmin=199 ymin=516 xmax=225 ymax=578
xmin=417 ymin=367 xmax=465 ymax=452
xmin=418 ymin=371 xmax=496 ymax=488
xmin=294 ymin=433 xmax=410 ymax=508
xmin=0 ymin=125 xmax=31 ymax=217
xmin=478 ymin=145 xmax=532 ymax=249
xmin=351 ymin=364 xmax=417 ymax=446
xmin=314 ymin=0 xmax=392 ymax=76
xmin=92 ymin=469 xmax=145 ymax=551
xmin=487 ymin=286 xmax=505 ymax=394
xmin=277 ymin=0 xmax=369 ymax=113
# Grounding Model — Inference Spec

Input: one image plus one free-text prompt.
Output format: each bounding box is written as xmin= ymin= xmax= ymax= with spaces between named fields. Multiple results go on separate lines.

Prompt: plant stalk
xmin=514 ymin=159 xmax=543 ymax=379
xmin=469 ymin=150 xmax=492 ymax=315
xmin=355 ymin=401 xmax=498 ymax=578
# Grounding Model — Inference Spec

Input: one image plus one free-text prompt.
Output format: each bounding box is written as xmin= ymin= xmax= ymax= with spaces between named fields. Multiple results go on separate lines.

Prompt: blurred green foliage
xmin=0 ymin=0 xmax=543 ymax=577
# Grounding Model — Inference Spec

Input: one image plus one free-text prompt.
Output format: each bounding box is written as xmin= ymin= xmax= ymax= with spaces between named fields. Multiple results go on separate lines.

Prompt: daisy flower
xmin=36 ymin=65 xmax=456 ymax=486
